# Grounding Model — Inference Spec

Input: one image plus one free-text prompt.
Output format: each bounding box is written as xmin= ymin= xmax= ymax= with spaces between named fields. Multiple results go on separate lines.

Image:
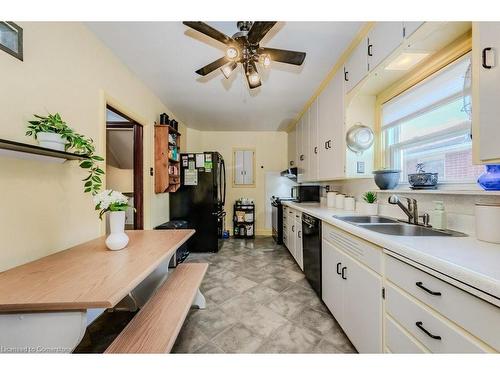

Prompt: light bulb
xmin=226 ymin=46 xmax=239 ymax=60
xmin=262 ymin=55 xmax=271 ymax=67
xmin=248 ymin=72 xmax=260 ymax=85
xmin=221 ymin=62 xmax=237 ymax=79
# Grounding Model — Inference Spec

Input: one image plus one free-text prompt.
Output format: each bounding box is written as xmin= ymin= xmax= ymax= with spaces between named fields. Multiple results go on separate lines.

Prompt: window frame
xmin=374 ymin=31 xmax=475 ymax=187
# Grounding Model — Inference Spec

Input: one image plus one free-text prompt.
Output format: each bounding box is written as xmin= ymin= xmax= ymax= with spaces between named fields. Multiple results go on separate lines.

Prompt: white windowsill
xmin=375 ymin=183 xmax=500 ymax=196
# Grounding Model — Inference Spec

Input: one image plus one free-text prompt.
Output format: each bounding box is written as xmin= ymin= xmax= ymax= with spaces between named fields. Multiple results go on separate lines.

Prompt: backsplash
xmin=319 ymin=178 xmax=500 ymax=236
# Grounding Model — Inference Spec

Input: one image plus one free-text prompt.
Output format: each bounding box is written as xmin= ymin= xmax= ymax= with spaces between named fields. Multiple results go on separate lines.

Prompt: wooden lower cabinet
xmin=321 ymin=238 xmax=383 ymax=353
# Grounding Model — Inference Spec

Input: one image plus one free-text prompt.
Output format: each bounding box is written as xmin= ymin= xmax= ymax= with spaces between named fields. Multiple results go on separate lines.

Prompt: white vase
xmin=106 ymin=211 xmax=129 ymax=251
xmin=364 ymin=203 xmax=379 ymax=216
xmin=37 ymin=132 xmax=67 ymax=151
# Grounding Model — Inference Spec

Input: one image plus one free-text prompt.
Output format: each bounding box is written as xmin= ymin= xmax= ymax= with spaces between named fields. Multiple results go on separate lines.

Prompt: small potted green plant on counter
xmin=26 ymin=112 xmax=104 ymax=195
xmin=362 ymin=191 xmax=378 ymax=215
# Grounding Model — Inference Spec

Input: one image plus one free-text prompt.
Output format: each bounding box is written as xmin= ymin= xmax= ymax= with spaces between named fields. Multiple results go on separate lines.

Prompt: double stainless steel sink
xmin=333 ymin=215 xmax=467 ymax=237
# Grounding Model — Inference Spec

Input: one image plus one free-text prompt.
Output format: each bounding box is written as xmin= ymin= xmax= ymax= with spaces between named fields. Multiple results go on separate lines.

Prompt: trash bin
xmin=154 ymin=220 xmax=190 ymax=267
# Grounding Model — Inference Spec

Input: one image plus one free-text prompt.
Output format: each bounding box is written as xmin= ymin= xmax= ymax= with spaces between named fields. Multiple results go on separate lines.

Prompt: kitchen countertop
xmin=283 ymin=201 xmax=500 ymax=307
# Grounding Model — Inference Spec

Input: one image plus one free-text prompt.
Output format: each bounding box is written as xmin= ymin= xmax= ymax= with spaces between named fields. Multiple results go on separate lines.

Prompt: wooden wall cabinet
xmin=154 ymin=125 xmax=181 ymax=193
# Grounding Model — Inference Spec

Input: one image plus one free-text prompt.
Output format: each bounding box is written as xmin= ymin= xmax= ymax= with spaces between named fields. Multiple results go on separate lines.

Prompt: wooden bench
xmin=105 ymin=262 xmax=208 ymax=353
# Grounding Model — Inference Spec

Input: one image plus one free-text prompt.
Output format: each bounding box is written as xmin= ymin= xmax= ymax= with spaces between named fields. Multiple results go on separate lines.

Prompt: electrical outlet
xmin=357 ymin=161 xmax=365 ymax=174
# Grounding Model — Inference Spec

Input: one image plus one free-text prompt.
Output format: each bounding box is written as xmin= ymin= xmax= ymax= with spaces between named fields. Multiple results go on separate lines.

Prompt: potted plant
xmin=94 ymin=189 xmax=134 ymax=250
xmin=362 ymin=191 xmax=378 ymax=215
xmin=26 ymin=112 xmax=104 ymax=195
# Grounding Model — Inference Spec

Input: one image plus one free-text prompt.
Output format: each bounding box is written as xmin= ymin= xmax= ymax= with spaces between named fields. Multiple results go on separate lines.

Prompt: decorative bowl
xmin=408 ymin=172 xmax=438 ymax=189
xmin=373 ymin=170 xmax=400 ymax=190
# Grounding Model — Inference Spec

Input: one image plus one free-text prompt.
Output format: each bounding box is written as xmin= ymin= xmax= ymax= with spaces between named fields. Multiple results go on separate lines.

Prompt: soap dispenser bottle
xmin=431 ymin=201 xmax=447 ymax=230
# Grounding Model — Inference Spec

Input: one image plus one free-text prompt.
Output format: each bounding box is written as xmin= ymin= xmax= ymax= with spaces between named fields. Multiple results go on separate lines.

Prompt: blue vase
xmin=478 ymin=165 xmax=500 ymax=190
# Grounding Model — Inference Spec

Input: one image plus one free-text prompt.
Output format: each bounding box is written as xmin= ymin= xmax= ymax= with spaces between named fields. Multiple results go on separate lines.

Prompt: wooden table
xmin=0 ymin=229 xmax=194 ymax=353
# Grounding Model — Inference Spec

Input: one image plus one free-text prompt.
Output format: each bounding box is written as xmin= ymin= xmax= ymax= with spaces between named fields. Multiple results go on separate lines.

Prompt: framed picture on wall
xmin=0 ymin=22 xmax=23 ymax=61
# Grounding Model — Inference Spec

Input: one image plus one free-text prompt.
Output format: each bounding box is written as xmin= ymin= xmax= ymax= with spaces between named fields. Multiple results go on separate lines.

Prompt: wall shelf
xmin=154 ymin=124 xmax=181 ymax=193
xmin=0 ymin=138 xmax=89 ymax=163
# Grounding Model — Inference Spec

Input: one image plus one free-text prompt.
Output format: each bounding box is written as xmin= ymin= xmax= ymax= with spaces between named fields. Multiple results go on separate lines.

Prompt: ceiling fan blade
xmin=183 ymin=21 xmax=234 ymax=45
xmin=247 ymin=21 xmax=277 ymax=44
xmin=245 ymin=61 xmax=262 ymax=89
xmin=259 ymin=47 xmax=306 ymax=66
xmin=196 ymin=56 xmax=229 ymax=76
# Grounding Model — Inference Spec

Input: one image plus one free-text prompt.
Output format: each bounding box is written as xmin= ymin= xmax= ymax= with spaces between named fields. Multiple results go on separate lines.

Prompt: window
xmin=382 ymin=53 xmax=483 ymax=183
xmin=0 ymin=22 xmax=23 ymax=61
xmin=233 ymin=149 xmax=255 ymax=186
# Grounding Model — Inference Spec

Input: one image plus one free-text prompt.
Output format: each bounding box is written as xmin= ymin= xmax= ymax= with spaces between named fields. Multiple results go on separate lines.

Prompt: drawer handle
xmin=416 ymin=282 xmax=442 ymax=296
xmin=336 ymin=262 xmax=342 ymax=275
xmin=415 ymin=321 xmax=441 ymax=340
xmin=341 ymin=266 xmax=347 ymax=280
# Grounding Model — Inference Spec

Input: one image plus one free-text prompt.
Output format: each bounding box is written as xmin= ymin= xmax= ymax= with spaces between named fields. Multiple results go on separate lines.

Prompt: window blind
xmin=382 ymin=54 xmax=470 ymax=130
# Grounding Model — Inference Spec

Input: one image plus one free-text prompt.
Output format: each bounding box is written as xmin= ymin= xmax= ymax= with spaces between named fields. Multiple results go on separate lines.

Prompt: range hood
xmin=280 ymin=167 xmax=298 ymax=180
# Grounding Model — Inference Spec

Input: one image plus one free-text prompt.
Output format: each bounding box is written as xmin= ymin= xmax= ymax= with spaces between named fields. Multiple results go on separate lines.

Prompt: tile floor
xmin=172 ymin=236 xmax=356 ymax=354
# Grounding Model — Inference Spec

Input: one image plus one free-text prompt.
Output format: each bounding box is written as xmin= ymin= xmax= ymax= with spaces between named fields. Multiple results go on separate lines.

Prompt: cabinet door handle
xmin=298 ymin=230 xmax=302 ymax=239
xmin=314 ymin=146 xmax=318 ymax=154
xmin=327 ymin=140 xmax=332 ymax=149
xmin=300 ymin=154 xmax=304 ymax=161
xmin=341 ymin=266 xmax=347 ymax=280
xmin=415 ymin=321 xmax=441 ymax=340
xmin=324 ymin=141 xmax=328 ymax=150
xmin=415 ymin=281 xmax=442 ymax=296
xmin=344 ymin=68 xmax=349 ymax=82
xmin=482 ymin=47 xmax=493 ymax=69
xmin=368 ymin=43 xmax=373 ymax=57
xmin=292 ymin=225 xmax=295 ymax=233
xmin=336 ymin=262 xmax=342 ymax=275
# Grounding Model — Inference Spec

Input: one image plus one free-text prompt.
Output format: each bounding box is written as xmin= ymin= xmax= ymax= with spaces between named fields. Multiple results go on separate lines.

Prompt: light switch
xmin=357 ymin=161 xmax=365 ymax=174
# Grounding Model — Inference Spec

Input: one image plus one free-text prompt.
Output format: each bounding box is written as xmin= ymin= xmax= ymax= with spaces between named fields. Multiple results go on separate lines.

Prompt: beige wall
xmin=0 ymin=22 xmax=186 ymax=271
xmin=107 ymin=165 xmax=134 ymax=193
xmin=186 ymin=130 xmax=288 ymax=235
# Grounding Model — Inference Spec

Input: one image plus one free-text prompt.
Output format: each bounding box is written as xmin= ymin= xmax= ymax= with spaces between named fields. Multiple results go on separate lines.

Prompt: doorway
xmin=106 ymin=106 xmax=144 ymax=230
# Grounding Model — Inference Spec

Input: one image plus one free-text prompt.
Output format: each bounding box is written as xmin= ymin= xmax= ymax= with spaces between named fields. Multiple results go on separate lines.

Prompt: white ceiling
xmin=87 ymin=22 xmax=362 ymax=131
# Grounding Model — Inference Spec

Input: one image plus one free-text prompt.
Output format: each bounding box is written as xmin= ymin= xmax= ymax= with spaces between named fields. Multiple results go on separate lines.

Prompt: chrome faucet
xmin=388 ymin=195 xmax=432 ymax=227
xmin=388 ymin=195 xmax=419 ymax=225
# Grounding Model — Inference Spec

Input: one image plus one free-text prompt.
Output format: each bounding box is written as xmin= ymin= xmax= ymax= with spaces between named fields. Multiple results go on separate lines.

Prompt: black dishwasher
xmin=302 ymin=213 xmax=321 ymax=296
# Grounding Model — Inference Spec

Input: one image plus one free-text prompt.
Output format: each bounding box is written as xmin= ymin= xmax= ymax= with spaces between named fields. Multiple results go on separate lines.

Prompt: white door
xmin=321 ymin=240 xmax=344 ymax=323
xmin=473 ymin=22 xmax=500 ymax=162
xmin=309 ymin=99 xmax=319 ymax=181
xmin=243 ymin=150 xmax=254 ymax=184
xmin=234 ymin=150 xmax=245 ymax=185
xmin=295 ymin=217 xmax=303 ymax=270
xmin=342 ymin=255 xmax=383 ymax=353
xmin=344 ymin=38 xmax=369 ymax=93
xmin=403 ymin=22 xmax=424 ymax=39
xmin=318 ymin=70 xmax=345 ymax=180
xmin=368 ymin=22 xmax=404 ymax=71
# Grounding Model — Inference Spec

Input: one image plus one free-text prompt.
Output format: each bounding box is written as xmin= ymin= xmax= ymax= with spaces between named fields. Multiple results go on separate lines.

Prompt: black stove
xmin=271 ymin=196 xmax=297 ymax=244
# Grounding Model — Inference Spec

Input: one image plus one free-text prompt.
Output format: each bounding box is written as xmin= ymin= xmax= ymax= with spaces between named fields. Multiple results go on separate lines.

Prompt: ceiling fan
xmin=183 ymin=21 xmax=306 ymax=89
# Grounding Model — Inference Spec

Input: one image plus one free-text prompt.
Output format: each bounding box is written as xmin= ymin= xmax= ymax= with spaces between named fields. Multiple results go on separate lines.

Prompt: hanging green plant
xmin=26 ymin=112 xmax=104 ymax=195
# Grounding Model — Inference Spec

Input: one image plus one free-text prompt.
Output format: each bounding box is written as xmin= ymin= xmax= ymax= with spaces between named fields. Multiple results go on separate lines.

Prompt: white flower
xmin=93 ymin=189 xmax=129 ymax=210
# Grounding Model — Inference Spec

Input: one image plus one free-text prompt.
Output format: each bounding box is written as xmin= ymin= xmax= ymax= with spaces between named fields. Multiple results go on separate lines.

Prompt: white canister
xmin=327 ymin=191 xmax=337 ymax=208
xmin=344 ymin=196 xmax=356 ymax=211
xmin=335 ymin=194 xmax=345 ymax=209
xmin=475 ymin=203 xmax=500 ymax=244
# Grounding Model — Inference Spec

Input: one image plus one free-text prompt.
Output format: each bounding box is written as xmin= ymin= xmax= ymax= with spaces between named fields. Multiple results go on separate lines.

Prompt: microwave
xmin=291 ymin=185 xmax=320 ymax=202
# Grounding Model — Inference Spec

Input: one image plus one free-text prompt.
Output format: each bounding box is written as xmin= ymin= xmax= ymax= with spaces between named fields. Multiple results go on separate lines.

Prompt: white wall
xmin=0 ymin=22 xmax=187 ymax=271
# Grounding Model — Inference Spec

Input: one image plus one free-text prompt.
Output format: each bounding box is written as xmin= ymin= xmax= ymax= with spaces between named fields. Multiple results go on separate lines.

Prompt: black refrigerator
xmin=169 ymin=152 xmax=226 ymax=253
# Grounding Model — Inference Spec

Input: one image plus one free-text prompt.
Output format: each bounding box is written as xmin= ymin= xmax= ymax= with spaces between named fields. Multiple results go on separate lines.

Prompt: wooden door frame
xmin=106 ymin=105 xmax=144 ymax=230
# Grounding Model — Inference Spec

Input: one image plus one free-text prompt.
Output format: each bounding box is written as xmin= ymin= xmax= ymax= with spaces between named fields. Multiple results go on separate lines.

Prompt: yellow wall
xmin=186 ymin=130 xmax=288 ymax=235
xmin=107 ymin=165 xmax=134 ymax=193
xmin=0 ymin=22 xmax=186 ymax=271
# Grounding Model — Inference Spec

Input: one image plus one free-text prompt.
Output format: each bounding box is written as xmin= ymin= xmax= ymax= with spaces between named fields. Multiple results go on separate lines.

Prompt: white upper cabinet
xmin=295 ymin=117 xmax=303 ymax=181
xmin=308 ymin=99 xmax=319 ymax=181
xmin=318 ymin=70 xmax=345 ymax=180
xmin=344 ymin=38 xmax=369 ymax=93
xmin=301 ymin=110 xmax=310 ymax=181
xmin=287 ymin=126 xmax=296 ymax=168
xmin=368 ymin=22 xmax=404 ymax=71
xmin=403 ymin=21 xmax=424 ymax=39
xmin=473 ymin=22 xmax=500 ymax=162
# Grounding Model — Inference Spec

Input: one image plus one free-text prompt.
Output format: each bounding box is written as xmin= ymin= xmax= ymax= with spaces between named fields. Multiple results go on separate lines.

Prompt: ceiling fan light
xmin=247 ymin=71 xmax=261 ymax=88
xmin=262 ymin=54 xmax=271 ymax=67
xmin=221 ymin=62 xmax=237 ymax=79
xmin=226 ymin=46 xmax=239 ymax=60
